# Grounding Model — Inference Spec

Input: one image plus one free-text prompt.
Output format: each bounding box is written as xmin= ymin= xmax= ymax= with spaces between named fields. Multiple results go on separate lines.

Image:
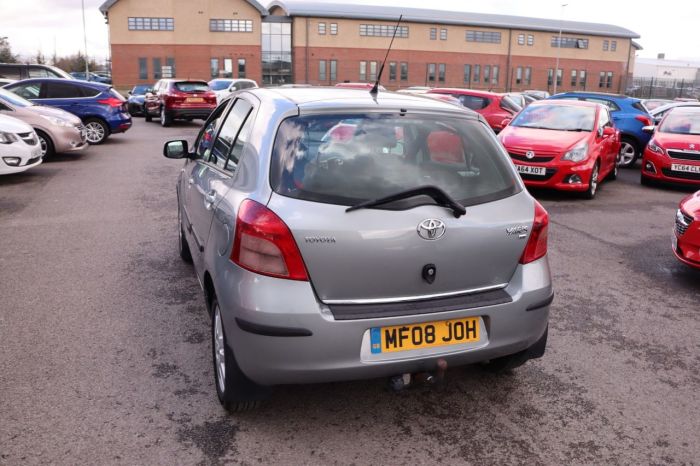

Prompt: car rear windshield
xmin=270 ymin=113 xmax=521 ymax=208
xmin=659 ymin=111 xmax=700 ymax=135
xmin=174 ymin=82 xmax=209 ymax=93
xmin=511 ymin=104 xmax=595 ymax=131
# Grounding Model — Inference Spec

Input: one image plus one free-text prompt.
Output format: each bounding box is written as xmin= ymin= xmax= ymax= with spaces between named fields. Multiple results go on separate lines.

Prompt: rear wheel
xmin=212 ymin=298 xmax=269 ymax=411
xmin=83 ymin=118 xmax=109 ymax=145
xmin=36 ymin=130 xmax=55 ymax=158
xmin=618 ymin=137 xmax=639 ymax=168
xmin=583 ymin=160 xmax=600 ymax=200
xmin=609 ymin=153 xmax=620 ymax=180
xmin=160 ymin=106 xmax=172 ymax=127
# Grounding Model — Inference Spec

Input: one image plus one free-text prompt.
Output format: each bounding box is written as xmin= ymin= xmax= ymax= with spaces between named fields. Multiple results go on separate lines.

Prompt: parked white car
xmin=208 ymin=78 xmax=258 ymax=104
xmin=0 ymin=114 xmax=43 ymax=175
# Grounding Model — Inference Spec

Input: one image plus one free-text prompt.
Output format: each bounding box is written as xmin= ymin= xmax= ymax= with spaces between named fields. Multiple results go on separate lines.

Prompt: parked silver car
xmin=163 ymin=88 xmax=553 ymax=411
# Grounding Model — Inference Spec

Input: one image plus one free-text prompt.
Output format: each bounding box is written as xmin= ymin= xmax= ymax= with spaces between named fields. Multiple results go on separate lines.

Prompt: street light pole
xmin=553 ymin=3 xmax=568 ymax=95
xmin=82 ymin=0 xmax=89 ymax=76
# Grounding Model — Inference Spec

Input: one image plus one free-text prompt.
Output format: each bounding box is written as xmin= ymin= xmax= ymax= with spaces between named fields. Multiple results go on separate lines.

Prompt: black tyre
xmin=83 ymin=118 xmax=109 ymax=144
xmin=618 ymin=137 xmax=639 ymax=168
xmin=178 ymin=206 xmax=192 ymax=263
xmin=582 ymin=160 xmax=600 ymax=200
xmin=36 ymin=130 xmax=55 ymax=158
xmin=160 ymin=106 xmax=172 ymax=127
xmin=608 ymin=153 xmax=620 ymax=181
xmin=211 ymin=298 xmax=269 ymax=411
xmin=145 ymin=111 xmax=153 ymax=122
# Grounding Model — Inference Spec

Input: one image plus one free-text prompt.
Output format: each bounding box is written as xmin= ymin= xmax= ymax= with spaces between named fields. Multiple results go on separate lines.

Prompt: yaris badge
xmin=417 ymin=219 xmax=446 ymax=240
xmin=526 ymin=151 xmax=536 ymax=159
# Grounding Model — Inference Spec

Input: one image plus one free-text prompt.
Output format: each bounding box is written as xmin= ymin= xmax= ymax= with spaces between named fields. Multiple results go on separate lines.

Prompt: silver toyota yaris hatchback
xmin=163 ymin=88 xmax=552 ymax=411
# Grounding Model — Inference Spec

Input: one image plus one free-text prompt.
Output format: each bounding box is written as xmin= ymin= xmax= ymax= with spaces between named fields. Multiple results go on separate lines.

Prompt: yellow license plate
xmin=370 ymin=317 xmax=480 ymax=354
xmin=186 ymin=97 xmax=204 ymax=103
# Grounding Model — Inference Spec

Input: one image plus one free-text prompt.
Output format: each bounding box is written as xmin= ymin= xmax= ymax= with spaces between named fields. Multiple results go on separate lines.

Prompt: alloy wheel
xmin=214 ymin=306 xmax=226 ymax=393
xmin=619 ymin=142 xmax=636 ymax=166
xmin=38 ymin=135 xmax=48 ymax=157
xmin=590 ymin=163 xmax=599 ymax=196
xmin=85 ymin=122 xmax=105 ymax=144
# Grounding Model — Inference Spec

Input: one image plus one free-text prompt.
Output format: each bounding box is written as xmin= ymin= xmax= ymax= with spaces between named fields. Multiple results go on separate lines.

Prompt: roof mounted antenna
xmin=370 ymin=14 xmax=403 ymax=97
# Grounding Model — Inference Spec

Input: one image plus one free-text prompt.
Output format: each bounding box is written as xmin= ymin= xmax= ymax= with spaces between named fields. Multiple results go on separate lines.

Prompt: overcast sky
xmin=2 ymin=0 xmax=699 ymax=63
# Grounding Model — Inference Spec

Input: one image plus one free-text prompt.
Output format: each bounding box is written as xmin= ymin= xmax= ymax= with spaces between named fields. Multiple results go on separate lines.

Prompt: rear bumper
xmin=107 ymin=114 xmax=132 ymax=134
xmin=168 ymin=107 xmax=215 ymax=119
xmin=642 ymin=150 xmax=700 ymax=186
xmin=215 ymin=257 xmax=552 ymax=386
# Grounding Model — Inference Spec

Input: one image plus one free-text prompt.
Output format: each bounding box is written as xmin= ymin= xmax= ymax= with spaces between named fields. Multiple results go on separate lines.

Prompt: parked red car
xmin=144 ymin=79 xmax=216 ymax=127
xmin=498 ymin=100 xmax=621 ymax=199
xmin=673 ymin=190 xmax=700 ymax=269
xmin=428 ymin=88 xmax=521 ymax=132
xmin=641 ymin=107 xmax=700 ymax=187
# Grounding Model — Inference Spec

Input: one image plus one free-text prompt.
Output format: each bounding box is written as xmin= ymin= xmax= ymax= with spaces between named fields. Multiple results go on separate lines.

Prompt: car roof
xmin=650 ymin=101 xmax=700 ymax=115
xmin=667 ymin=106 xmax=700 ymax=115
xmin=531 ymin=99 xmax=601 ymax=109
xmin=7 ymin=77 xmax=109 ymax=90
xmin=554 ymin=91 xmax=635 ymax=100
xmin=244 ymin=87 xmax=479 ymax=117
xmin=431 ymin=88 xmax=503 ymax=98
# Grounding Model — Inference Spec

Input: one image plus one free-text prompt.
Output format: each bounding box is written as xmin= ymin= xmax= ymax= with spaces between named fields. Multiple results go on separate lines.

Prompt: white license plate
xmin=671 ymin=163 xmax=700 ymax=174
xmin=516 ymin=164 xmax=546 ymax=176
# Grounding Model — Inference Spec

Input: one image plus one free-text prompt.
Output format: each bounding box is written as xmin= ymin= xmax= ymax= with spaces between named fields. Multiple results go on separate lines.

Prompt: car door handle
xmin=188 ymin=177 xmax=194 ymax=185
xmin=204 ymin=191 xmax=217 ymax=209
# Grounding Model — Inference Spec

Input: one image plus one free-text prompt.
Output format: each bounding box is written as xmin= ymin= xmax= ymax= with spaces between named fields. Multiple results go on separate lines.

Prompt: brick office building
xmin=100 ymin=0 xmax=640 ymax=93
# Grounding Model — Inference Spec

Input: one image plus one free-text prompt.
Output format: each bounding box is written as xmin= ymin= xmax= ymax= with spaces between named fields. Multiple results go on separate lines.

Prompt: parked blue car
xmin=548 ymin=92 xmax=653 ymax=167
xmin=3 ymin=78 xmax=131 ymax=144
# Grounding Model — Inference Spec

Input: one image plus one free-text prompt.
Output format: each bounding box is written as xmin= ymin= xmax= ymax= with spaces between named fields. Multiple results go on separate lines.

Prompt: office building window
xmin=430 ymin=28 xmax=437 ymax=40
xmin=440 ymin=28 xmax=447 ymax=40
xmin=515 ymin=66 xmax=522 ymax=85
xmin=238 ymin=58 xmax=246 ymax=78
xmin=465 ymin=31 xmax=501 ymax=43
xmin=473 ymin=64 xmax=481 ymax=83
xmin=483 ymin=65 xmax=490 ymax=84
xmin=599 ymin=71 xmax=606 ymax=88
xmin=359 ymin=24 xmax=409 ymax=38
xmin=330 ymin=60 xmax=337 ymax=81
xmin=556 ymin=68 xmax=562 ymax=86
xmin=128 ymin=17 xmax=174 ymax=31
xmin=527 ymin=34 xmax=534 ymax=46
xmin=152 ymin=57 xmax=162 ymax=79
xmin=427 ymin=63 xmax=436 ymax=83
xmin=359 ymin=61 xmax=367 ymax=81
xmin=389 ymin=61 xmax=397 ymax=80
xmin=210 ymin=58 xmax=219 ymax=78
xmin=548 ymin=68 xmax=553 ymax=86
xmin=400 ymin=62 xmax=408 ymax=80
xmin=262 ymin=22 xmax=292 ymax=85
xmin=551 ymin=36 xmax=588 ymax=49
xmin=611 ymin=40 xmax=617 ymax=51
xmin=319 ymin=60 xmax=326 ymax=81
xmin=209 ymin=19 xmax=253 ymax=32
xmin=492 ymin=65 xmax=499 ymax=84
xmin=164 ymin=57 xmax=175 ymax=78
xmin=438 ymin=63 xmax=446 ymax=83
xmin=330 ymin=23 xmax=338 ymax=35
xmin=603 ymin=40 xmax=609 ymax=51
xmin=138 ymin=57 xmax=148 ymax=79
xmin=606 ymin=72 xmax=613 ymax=88
xmin=318 ymin=22 xmax=326 ymax=35
xmin=571 ymin=69 xmax=577 ymax=86
xmin=579 ymin=70 xmax=587 ymax=87
xmin=223 ymin=58 xmax=233 ymax=78
xmin=369 ymin=61 xmax=378 ymax=81
xmin=464 ymin=64 xmax=471 ymax=84
xmin=517 ymin=34 xmax=525 ymax=45
xmin=525 ymin=67 xmax=532 ymax=85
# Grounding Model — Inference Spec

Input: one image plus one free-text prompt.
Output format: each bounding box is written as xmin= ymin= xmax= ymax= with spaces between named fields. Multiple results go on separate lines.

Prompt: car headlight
xmin=40 ymin=114 xmax=71 ymax=127
xmin=562 ymin=142 xmax=589 ymax=162
xmin=0 ymin=131 xmax=18 ymax=144
xmin=648 ymin=139 xmax=665 ymax=155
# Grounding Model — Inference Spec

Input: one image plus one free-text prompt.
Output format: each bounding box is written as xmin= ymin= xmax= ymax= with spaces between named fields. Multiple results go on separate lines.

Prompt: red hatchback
xmin=641 ymin=107 xmax=700 ymax=187
xmin=498 ymin=100 xmax=621 ymax=199
xmin=145 ymin=79 xmax=217 ymax=127
xmin=673 ymin=190 xmax=700 ymax=269
xmin=428 ymin=88 xmax=521 ymax=132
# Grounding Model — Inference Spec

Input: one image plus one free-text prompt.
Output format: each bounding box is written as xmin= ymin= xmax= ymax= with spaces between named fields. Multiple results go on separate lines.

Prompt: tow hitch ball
xmin=388 ymin=359 xmax=448 ymax=392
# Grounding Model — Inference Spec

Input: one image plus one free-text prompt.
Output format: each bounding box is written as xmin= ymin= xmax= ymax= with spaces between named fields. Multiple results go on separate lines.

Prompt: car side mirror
xmin=163 ymin=140 xmax=189 ymax=159
xmin=642 ymin=125 xmax=655 ymax=134
xmin=501 ymin=118 xmax=512 ymax=128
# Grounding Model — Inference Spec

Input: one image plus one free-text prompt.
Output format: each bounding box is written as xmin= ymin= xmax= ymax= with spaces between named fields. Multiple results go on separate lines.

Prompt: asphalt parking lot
xmin=1 ymin=118 xmax=698 ymax=465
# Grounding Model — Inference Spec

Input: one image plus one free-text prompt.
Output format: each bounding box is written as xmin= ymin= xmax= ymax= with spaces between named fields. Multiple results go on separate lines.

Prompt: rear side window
xmin=109 ymin=88 xmax=125 ymax=100
xmin=0 ymin=65 xmax=21 ymax=80
xmin=455 ymin=95 xmax=490 ymax=110
xmin=270 ymin=113 xmax=521 ymax=207
xmin=45 ymin=82 xmax=84 ymax=98
xmin=28 ymin=67 xmax=52 ymax=78
xmin=631 ymin=102 xmax=647 ymax=113
xmin=10 ymin=82 xmax=42 ymax=99
xmin=500 ymin=96 xmax=522 ymax=114
xmin=174 ymin=81 xmax=209 ymax=93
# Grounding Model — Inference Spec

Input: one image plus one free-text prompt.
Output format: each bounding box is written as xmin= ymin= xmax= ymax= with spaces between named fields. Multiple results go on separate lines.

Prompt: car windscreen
xmin=500 ymin=95 xmax=522 ymax=114
xmin=209 ymin=80 xmax=231 ymax=91
xmin=131 ymin=85 xmax=150 ymax=95
xmin=175 ymin=82 xmax=209 ymax=93
xmin=270 ymin=113 xmax=521 ymax=208
xmin=0 ymin=88 xmax=32 ymax=107
xmin=659 ymin=111 xmax=700 ymax=135
xmin=511 ymin=104 xmax=595 ymax=131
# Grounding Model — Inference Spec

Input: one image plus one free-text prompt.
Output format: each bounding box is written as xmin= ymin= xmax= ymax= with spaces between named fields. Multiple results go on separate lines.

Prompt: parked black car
xmin=127 ymin=84 xmax=152 ymax=116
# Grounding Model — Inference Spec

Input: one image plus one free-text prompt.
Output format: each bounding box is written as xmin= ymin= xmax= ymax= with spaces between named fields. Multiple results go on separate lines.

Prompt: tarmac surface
xmin=1 ymin=118 xmax=699 ymax=465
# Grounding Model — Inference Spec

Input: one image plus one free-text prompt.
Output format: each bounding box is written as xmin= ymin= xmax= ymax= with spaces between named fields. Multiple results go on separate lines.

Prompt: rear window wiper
xmin=345 ymin=185 xmax=466 ymax=218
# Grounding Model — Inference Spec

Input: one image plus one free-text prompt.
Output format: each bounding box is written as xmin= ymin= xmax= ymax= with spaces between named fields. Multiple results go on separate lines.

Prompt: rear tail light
xmin=520 ymin=201 xmax=549 ymax=264
xmin=231 ymin=199 xmax=309 ymax=281
xmin=635 ymin=115 xmax=653 ymax=126
xmin=98 ymin=97 xmax=125 ymax=108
